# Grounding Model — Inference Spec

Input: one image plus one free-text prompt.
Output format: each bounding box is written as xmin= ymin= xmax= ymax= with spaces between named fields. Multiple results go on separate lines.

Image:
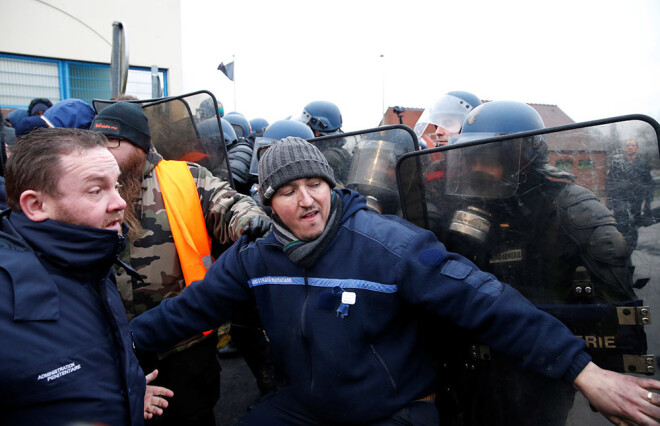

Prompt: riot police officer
xmin=605 ymin=138 xmax=655 ymax=253
xmin=414 ymin=91 xmax=481 ymax=148
xmin=441 ymin=101 xmax=638 ymax=425
xmin=225 ymin=112 xmax=253 ymax=144
xmin=249 ymin=117 xmax=269 ymax=141
xmin=413 ymin=92 xmax=481 ymax=206
xmin=296 ymin=100 xmax=343 ymax=137
xmin=223 ymin=116 xmax=254 ymax=194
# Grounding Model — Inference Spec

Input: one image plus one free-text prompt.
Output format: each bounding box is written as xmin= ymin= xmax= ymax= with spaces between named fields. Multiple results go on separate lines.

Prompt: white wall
xmin=0 ymin=0 xmax=183 ymax=94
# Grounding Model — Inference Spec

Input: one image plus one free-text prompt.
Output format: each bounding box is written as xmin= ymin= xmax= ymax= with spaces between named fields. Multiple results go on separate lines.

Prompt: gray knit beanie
xmin=258 ymin=137 xmax=336 ymax=205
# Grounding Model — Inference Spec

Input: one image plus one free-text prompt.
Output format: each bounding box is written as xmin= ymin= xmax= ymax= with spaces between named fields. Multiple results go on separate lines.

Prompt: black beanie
xmin=91 ymin=102 xmax=151 ymax=152
xmin=258 ymin=137 xmax=336 ymax=205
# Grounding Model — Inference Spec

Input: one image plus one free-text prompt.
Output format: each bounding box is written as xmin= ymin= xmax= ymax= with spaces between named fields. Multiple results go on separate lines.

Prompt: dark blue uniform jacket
xmin=132 ymin=189 xmax=591 ymax=424
xmin=0 ymin=212 xmax=146 ymax=426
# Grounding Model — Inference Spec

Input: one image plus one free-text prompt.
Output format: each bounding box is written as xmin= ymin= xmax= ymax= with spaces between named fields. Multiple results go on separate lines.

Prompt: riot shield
xmin=397 ymin=114 xmax=660 ymax=425
xmin=93 ymin=91 xmax=233 ymax=187
xmin=249 ymin=136 xmax=276 ymax=178
xmin=309 ymin=125 xmax=418 ymax=216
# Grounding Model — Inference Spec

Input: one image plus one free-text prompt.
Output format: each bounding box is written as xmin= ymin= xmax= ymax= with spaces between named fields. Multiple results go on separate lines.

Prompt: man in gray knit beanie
xmin=258 ymin=136 xmax=339 ymax=246
xmin=258 ymin=136 xmax=336 ymax=205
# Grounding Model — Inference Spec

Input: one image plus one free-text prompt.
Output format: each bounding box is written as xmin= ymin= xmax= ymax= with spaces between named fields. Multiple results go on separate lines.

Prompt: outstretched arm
xmin=574 ymin=362 xmax=660 ymax=425
xmin=144 ymin=370 xmax=174 ymax=420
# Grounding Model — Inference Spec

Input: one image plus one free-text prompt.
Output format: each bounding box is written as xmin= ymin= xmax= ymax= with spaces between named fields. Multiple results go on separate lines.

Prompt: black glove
xmin=242 ymin=216 xmax=272 ymax=240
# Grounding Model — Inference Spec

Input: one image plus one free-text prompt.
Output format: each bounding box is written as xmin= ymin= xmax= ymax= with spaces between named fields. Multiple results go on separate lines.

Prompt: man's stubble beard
xmin=118 ymin=149 xmax=147 ymax=240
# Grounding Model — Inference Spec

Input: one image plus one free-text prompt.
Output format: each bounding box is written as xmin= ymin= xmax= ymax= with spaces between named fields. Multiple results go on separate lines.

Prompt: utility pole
xmin=380 ymin=54 xmax=385 ymax=119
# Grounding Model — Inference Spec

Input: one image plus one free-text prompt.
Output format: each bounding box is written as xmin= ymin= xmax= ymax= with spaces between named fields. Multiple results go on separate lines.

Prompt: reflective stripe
xmin=249 ymin=276 xmax=305 ymax=287
xmin=248 ymin=276 xmax=397 ymax=293
xmin=310 ymin=278 xmax=398 ymax=293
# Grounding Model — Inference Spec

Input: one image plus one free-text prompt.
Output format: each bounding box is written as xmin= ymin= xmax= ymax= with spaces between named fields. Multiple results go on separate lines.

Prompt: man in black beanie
xmin=131 ymin=136 xmax=660 ymax=425
xmin=91 ymin=101 xmax=271 ymax=426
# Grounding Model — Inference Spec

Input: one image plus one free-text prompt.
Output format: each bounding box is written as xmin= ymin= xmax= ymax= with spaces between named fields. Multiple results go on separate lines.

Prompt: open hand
xmin=144 ymin=369 xmax=174 ymax=420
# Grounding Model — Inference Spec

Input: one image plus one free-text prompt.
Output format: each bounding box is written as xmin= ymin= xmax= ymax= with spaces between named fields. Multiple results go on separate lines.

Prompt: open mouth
xmin=300 ymin=210 xmax=318 ymax=221
xmin=104 ymin=219 xmax=122 ymax=230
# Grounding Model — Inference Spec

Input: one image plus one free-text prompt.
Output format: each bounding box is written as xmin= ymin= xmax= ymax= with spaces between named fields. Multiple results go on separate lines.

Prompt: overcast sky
xmin=180 ymin=0 xmax=660 ymax=133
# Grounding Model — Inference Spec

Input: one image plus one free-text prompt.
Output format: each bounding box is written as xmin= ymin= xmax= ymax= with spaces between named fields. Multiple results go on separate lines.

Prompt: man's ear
xmin=269 ymin=203 xmax=279 ymax=219
xmin=19 ymin=190 xmax=51 ymax=222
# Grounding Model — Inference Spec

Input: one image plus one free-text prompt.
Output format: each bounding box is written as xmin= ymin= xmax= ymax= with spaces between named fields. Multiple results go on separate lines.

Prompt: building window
xmin=0 ymin=55 xmax=61 ymax=108
xmin=556 ymin=159 xmax=573 ymax=170
xmin=0 ymin=53 xmax=167 ymax=109
xmin=69 ymin=61 xmax=112 ymax=102
xmin=578 ymin=159 xmax=594 ymax=169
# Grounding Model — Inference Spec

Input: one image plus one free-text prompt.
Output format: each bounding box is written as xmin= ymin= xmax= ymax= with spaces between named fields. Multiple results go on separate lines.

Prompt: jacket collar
xmin=1 ymin=212 xmax=125 ymax=321
xmin=7 ymin=212 xmax=123 ymax=269
xmin=143 ymin=147 xmax=163 ymax=177
xmin=336 ymin=188 xmax=368 ymax=223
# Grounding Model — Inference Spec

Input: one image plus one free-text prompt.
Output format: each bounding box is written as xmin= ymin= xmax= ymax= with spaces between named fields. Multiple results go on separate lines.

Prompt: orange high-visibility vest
xmin=154 ymin=160 xmax=213 ymax=287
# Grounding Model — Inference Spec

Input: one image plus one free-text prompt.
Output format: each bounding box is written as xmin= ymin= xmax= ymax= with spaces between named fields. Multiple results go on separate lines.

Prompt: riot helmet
xmin=414 ymin=91 xmax=481 ymax=147
xmin=220 ymin=117 xmax=238 ymax=146
xmin=197 ymin=117 xmax=249 ymax=188
xmin=447 ymin=91 xmax=482 ymax=111
xmin=249 ymin=118 xmax=269 ymax=138
xmin=297 ymin=101 xmax=343 ymax=136
xmin=197 ymin=117 xmax=227 ymax=145
xmin=263 ymin=119 xmax=314 ymax=140
xmin=458 ymin=100 xmax=544 ymax=135
xmin=192 ymin=118 xmax=224 ymax=165
xmin=249 ymin=120 xmax=315 ymax=178
xmin=198 ymin=98 xmax=219 ymax=121
xmin=225 ymin=112 xmax=252 ymax=139
xmin=447 ymin=100 xmax=574 ymax=200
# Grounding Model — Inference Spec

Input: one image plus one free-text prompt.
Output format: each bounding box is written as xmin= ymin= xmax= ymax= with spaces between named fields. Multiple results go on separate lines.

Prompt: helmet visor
xmin=296 ymin=109 xmax=330 ymax=131
xmin=445 ymin=136 xmax=523 ymax=199
xmin=250 ymin=137 xmax=276 ymax=176
xmin=414 ymin=95 xmax=474 ymax=139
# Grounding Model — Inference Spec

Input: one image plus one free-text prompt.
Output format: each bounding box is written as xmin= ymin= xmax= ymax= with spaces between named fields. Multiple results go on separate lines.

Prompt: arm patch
xmin=441 ymin=260 xmax=504 ymax=297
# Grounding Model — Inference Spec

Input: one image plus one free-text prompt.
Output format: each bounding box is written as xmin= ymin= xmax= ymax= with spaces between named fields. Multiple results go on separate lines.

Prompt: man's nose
xmin=298 ymin=187 xmax=314 ymax=206
xmin=110 ymin=190 xmax=127 ymax=212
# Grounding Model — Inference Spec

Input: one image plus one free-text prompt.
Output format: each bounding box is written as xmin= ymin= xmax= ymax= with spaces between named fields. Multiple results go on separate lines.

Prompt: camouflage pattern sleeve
xmin=189 ymin=163 xmax=268 ymax=244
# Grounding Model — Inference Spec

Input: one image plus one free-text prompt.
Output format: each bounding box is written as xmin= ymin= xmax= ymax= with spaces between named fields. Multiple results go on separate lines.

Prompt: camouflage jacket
xmin=115 ymin=148 xmax=267 ymax=331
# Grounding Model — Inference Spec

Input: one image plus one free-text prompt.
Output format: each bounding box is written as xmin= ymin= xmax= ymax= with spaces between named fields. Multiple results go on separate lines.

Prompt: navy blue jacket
xmin=132 ymin=189 xmax=591 ymax=423
xmin=0 ymin=212 xmax=146 ymax=426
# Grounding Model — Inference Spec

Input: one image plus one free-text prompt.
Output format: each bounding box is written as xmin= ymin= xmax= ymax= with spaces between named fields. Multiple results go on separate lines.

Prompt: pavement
xmin=214 ymin=355 xmax=261 ymax=426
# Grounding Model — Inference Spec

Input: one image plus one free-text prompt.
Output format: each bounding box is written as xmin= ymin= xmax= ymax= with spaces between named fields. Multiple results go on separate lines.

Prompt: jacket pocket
xmin=370 ymin=343 xmax=398 ymax=394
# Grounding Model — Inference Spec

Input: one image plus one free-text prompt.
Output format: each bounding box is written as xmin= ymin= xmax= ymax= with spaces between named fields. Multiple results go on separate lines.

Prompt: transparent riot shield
xmin=397 ymin=114 xmax=660 ymax=425
xmin=309 ymin=125 xmax=418 ymax=216
xmin=249 ymin=137 xmax=276 ymax=178
xmin=93 ymin=91 xmax=233 ymax=187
